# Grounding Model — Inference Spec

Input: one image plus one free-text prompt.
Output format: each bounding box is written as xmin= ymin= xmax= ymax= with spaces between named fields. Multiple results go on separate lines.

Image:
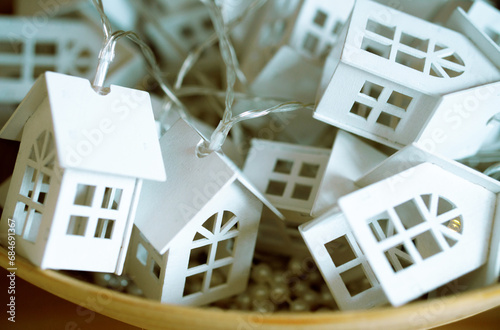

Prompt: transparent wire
xmin=484 ymin=162 xmax=500 ymax=180
xmin=195 ymin=0 xmax=305 ymax=157
xmin=196 ymin=102 xmax=313 ymax=158
xmin=175 ymin=0 xmax=267 ymax=89
xmin=91 ymin=0 xmax=185 ymax=110
xmin=91 ymin=0 xmax=307 ymax=157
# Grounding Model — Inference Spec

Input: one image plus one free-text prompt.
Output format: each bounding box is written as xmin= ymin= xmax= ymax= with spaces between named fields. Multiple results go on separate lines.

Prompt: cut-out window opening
xmin=22 ymin=209 xmax=42 ymax=243
xmin=101 ymin=187 xmax=123 ymax=210
xmin=274 ymin=159 xmax=293 ymax=174
xmin=376 ymin=112 xmax=401 ymax=130
xmin=332 ymin=21 xmax=342 ymax=35
xmin=94 ymin=218 xmax=115 ymax=239
xmin=35 ymin=42 xmax=57 ymax=55
xmin=209 ymin=264 xmax=231 ymax=289
xmin=291 ymin=183 xmax=313 ymax=201
xmin=67 ymin=216 xmax=88 ymax=236
xmin=184 ymin=211 xmax=239 ymax=297
xmin=362 ymin=18 xmax=465 ymax=78
xmin=151 ymin=259 xmax=161 ymax=279
xmin=266 ymin=180 xmax=287 ymax=196
xmin=136 ymin=242 xmax=148 ymax=266
xmin=303 ymin=32 xmax=319 ymax=54
xmin=313 ymin=10 xmax=328 ymax=27
xmin=365 ymin=19 xmax=396 ymax=40
xmin=360 ymin=81 xmax=384 ymax=100
xmin=368 ymin=214 xmax=397 ymax=242
xmin=371 ymin=194 xmax=463 ymax=272
xmin=384 ymin=243 xmax=414 ymax=272
xmin=400 ymin=33 xmax=428 ymax=52
xmin=0 ymin=65 xmax=22 ymax=79
xmin=387 ymin=91 xmax=413 ymax=110
xmin=299 ymin=163 xmax=320 ymax=178
xmin=340 ymin=264 xmax=373 ymax=296
xmin=325 ymin=235 xmax=357 ymax=267
xmin=361 ymin=37 xmax=391 ymax=59
xmin=350 ymin=101 xmax=372 ymax=120
xmin=0 ymin=40 xmax=24 ymax=54
xmin=74 ymin=184 xmax=96 ymax=206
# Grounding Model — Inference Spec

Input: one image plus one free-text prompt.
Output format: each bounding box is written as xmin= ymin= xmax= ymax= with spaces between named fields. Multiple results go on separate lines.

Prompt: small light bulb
xmin=447 ymin=218 xmax=462 ymax=233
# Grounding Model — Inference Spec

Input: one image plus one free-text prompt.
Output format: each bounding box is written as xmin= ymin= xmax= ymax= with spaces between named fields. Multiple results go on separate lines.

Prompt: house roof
xmin=446 ymin=6 xmax=500 ymax=70
xmin=134 ymin=119 xmax=282 ymax=254
xmin=339 ymin=0 xmax=500 ymax=95
xmin=0 ymin=72 xmax=165 ymax=181
xmin=356 ymin=143 xmax=500 ymax=194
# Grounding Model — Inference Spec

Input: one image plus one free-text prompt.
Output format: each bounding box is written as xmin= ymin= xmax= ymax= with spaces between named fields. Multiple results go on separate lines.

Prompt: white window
xmin=134 ymin=235 xmax=165 ymax=281
xmin=361 ymin=18 xmax=466 ymax=78
xmin=265 ymin=158 xmax=323 ymax=205
xmin=0 ymin=35 xmax=93 ymax=83
xmin=300 ymin=7 xmax=344 ymax=59
xmin=183 ymin=211 xmax=238 ymax=297
xmin=66 ymin=183 xmax=124 ymax=240
xmin=324 ymin=234 xmax=374 ymax=297
xmin=13 ymin=130 xmax=55 ymax=243
xmin=348 ymin=80 xmax=414 ymax=131
xmin=367 ymin=194 xmax=462 ymax=272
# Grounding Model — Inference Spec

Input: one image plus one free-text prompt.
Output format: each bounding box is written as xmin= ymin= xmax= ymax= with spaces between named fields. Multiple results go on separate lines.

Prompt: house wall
xmin=0 ymin=100 xmax=54 ymax=267
xmin=42 ymin=168 xmax=136 ymax=272
xmin=160 ymin=181 xmax=262 ymax=306
xmin=124 ymin=225 xmax=166 ymax=300
xmin=314 ymin=63 xmax=440 ymax=149
xmin=339 ymin=163 xmax=497 ymax=306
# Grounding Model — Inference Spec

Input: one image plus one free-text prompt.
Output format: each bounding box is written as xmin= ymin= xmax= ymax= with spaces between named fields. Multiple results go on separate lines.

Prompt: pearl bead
xmin=269 ymin=283 xmax=289 ymax=304
xmin=291 ymin=281 xmax=309 ymax=295
xmin=250 ymin=283 xmax=270 ymax=300
xmin=251 ymin=263 xmax=273 ymax=283
xmin=236 ymin=293 xmax=252 ymax=310
xmin=289 ymin=298 xmax=310 ymax=312
xmin=302 ymin=289 xmax=319 ymax=306
xmin=252 ymin=298 xmax=275 ymax=313
xmin=271 ymin=271 xmax=287 ymax=285
xmin=287 ymin=258 xmax=303 ymax=275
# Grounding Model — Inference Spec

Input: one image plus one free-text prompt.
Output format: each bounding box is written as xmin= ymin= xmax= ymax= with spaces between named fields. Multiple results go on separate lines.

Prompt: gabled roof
xmin=356 ymin=143 xmax=500 ymax=194
xmin=134 ymin=119 xmax=282 ymax=254
xmin=338 ymin=0 xmax=500 ymax=94
xmin=0 ymin=72 xmax=165 ymax=181
xmin=447 ymin=6 xmax=500 ymax=69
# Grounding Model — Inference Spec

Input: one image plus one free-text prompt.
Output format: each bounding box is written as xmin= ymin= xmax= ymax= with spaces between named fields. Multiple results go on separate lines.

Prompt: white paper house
xmin=311 ymin=130 xmax=388 ymax=217
xmin=232 ymin=45 xmax=335 ymax=147
xmin=0 ymin=16 xmax=144 ymax=125
xmin=144 ymin=4 xmax=219 ymax=71
xmin=314 ymin=0 xmax=500 ymax=157
xmin=125 ymin=119 xmax=281 ymax=306
xmin=339 ymin=145 xmax=500 ymax=306
xmin=238 ymin=0 xmax=302 ymax=83
xmin=299 ymin=209 xmax=388 ymax=310
xmin=288 ymin=0 xmax=354 ymax=61
xmin=243 ymin=139 xmax=330 ymax=255
xmin=0 ymin=72 xmax=165 ymax=274
xmin=301 ymin=144 xmax=500 ymax=308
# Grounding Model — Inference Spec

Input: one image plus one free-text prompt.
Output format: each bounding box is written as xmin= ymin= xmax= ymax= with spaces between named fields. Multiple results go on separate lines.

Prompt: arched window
xmin=183 ymin=211 xmax=239 ymax=297
xmin=14 ymin=130 xmax=55 ymax=242
xmin=361 ymin=18 xmax=465 ymax=78
xmin=367 ymin=194 xmax=463 ymax=272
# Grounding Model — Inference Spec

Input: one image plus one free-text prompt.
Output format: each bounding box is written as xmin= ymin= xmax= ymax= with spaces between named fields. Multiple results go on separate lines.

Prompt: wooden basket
xmin=2 ymin=247 xmax=500 ymax=329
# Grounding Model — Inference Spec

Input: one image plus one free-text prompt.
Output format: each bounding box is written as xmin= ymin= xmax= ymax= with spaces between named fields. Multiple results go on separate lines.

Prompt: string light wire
xmin=91 ymin=0 xmax=308 ymax=157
